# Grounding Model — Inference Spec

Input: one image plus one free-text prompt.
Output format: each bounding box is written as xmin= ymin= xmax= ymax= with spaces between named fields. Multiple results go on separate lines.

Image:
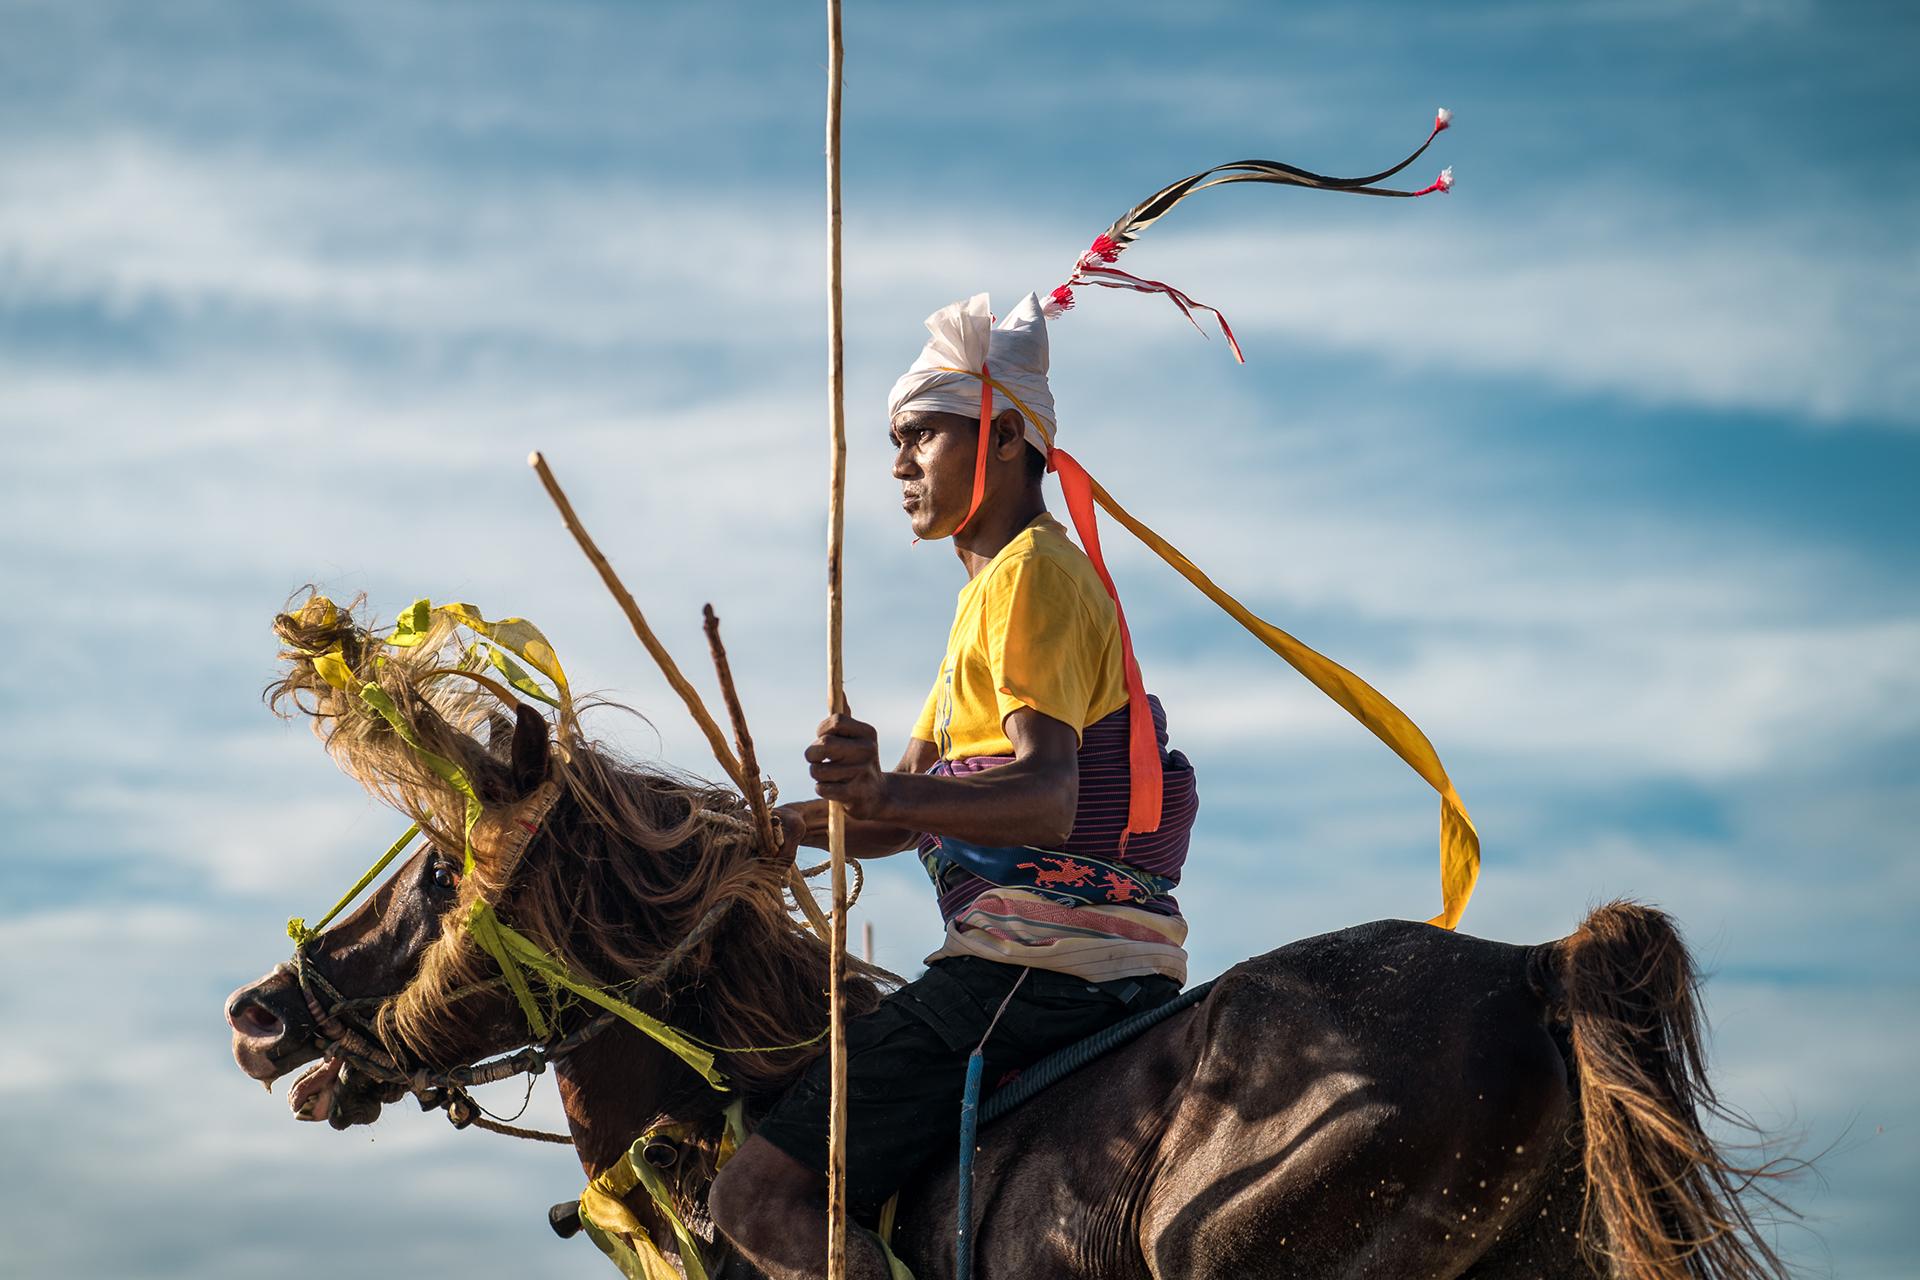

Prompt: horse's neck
xmin=555 ymin=1022 xmax=713 ymax=1175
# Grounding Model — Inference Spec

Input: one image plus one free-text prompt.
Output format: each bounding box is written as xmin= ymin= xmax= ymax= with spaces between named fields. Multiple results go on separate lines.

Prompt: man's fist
xmin=804 ymin=712 xmax=889 ymax=820
xmin=769 ymin=803 xmax=810 ymax=862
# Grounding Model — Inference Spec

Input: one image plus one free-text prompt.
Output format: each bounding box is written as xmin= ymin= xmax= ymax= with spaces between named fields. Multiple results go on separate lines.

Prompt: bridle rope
xmin=281 ymin=835 xmax=861 ymax=1146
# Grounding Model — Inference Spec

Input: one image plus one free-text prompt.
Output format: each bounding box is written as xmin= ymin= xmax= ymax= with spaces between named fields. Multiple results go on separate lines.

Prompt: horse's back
xmin=899 ymin=920 xmax=1577 ymax=1279
xmin=1200 ymin=917 xmax=1556 ymax=1068
xmin=1144 ymin=919 xmax=1576 ymax=1278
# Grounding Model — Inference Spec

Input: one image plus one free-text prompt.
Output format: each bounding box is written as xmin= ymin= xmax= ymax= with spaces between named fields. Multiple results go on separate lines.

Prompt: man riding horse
xmin=713 ymin=117 xmax=1476 ymax=1277
xmin=712 ymin=292 xmax=1199 ymax=1279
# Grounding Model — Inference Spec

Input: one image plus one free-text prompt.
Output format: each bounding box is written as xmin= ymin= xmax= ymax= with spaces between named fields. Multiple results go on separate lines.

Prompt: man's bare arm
xmin=800 ymin=708 xmax=1079 ymax=851
xmin=775 ymin=736 xmax=938 ymax=859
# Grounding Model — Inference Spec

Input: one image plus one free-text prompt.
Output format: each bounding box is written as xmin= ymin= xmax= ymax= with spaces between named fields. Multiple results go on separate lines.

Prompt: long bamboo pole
xmin=823 ymin=0 xmax=851 ymax=1275
xmin=527 ymin=450 xmax=833 ymax=942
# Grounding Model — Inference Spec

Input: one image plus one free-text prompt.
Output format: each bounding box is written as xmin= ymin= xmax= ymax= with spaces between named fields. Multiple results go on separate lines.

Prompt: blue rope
xmin=955 ymin=977 xmax=1216 ymax=1279
xmin=955 ymin=1050 xmax=986 ymax=1280
xmin=982 ymin=978 xmax=1215 ymax=1125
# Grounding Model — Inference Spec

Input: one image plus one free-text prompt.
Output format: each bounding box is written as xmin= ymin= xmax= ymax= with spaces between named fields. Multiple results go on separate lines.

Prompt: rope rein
xmin=283 ymin=806 xmax=866 ymax=1148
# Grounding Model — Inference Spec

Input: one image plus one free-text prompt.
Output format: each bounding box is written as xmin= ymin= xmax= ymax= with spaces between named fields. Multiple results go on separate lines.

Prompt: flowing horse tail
xmin=1553 ymin=900 xmax=1793 ymax=1280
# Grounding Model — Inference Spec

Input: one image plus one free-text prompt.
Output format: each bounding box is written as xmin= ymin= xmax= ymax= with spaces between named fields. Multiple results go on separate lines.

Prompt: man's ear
xmin=508 ymin=701 xmax=551 ymax=798
xmin=991 ymin=408 xmax=1028 ymax=460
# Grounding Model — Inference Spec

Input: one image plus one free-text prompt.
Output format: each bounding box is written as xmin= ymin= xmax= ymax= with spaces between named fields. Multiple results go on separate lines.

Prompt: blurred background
xmin=2 ymin=1 xmax=1914 ymax=1275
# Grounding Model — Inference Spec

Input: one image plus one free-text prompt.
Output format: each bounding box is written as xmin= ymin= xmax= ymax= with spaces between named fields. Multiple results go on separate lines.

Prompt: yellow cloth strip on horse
xmin=577 ymin=1105 xmax=918 ymax=1280
xmin=472 ymin=905 xmax=725 ymax=1087
xmin=579 ymin=1103 xmax=747 ymax=1280
xmin=389 ymin=600 xmax=573 ymax=706
xmin=579 ymin=1153 xmax=709 ymax=1280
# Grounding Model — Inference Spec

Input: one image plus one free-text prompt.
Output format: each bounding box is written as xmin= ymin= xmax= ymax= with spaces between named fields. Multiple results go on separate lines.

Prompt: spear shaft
xmin=824 ymin=0 xmax=851 ymax=1274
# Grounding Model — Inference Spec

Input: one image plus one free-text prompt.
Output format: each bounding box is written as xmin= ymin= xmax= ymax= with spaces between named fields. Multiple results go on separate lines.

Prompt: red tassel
xmin=949 ymin=362 xmax=994 ymax=538
xmin=1047 ymin=448 xmax=1163 ymax=841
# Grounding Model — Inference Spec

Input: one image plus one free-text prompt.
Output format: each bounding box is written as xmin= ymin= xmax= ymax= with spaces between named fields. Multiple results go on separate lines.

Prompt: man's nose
xmin=891 ymin=447 xmax=916 ymax=480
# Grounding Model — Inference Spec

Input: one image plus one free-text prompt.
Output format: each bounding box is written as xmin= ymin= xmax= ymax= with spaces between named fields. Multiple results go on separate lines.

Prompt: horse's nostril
xmin=229 ymin=995 xmax=285 ymax=1039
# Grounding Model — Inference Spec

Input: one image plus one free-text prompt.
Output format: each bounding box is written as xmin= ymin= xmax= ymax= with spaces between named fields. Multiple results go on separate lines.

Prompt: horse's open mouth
xmin=288 ymin=1055 xmax=402 ymax=1129
xmin=227 ymin=974 xmax=405 ymax=1127
xmin=288 ymin=1055 xmax=345 ymax=1121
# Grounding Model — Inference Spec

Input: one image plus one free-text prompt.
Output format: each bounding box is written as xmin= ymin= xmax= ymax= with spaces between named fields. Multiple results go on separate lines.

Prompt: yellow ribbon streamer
xmin=1082 ymin=472 xmax=1480 ymax=929
xmin=573 ymin=1102 xmax=921 ymax=1279
xmin=482 ymin=642 xmax=563 ymax=708
xmin=925 ymin=367 xmax=1479 ymax=927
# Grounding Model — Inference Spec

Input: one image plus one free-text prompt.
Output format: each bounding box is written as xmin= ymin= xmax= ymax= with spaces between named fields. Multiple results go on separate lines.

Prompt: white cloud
xmin=1160 ymin=618 xmax=1920 ymax=782
xmin=1 ymin=138 xmax=1914 ymax=427
xmin=1058 ymin=205 xmax=1920 ymax=427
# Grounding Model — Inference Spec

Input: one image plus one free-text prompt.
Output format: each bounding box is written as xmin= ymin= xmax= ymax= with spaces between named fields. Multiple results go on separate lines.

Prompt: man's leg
xmin=711 ymin=959 xmax=1177 ymax=1276
xmin=709 ymin=1136 xmax=892 ymax=1280
xmin=712 ymin=962 xmax=1022 ymax=1278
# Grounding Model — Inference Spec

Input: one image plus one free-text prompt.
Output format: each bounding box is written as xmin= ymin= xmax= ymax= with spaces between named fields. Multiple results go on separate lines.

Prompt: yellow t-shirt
xmin=912 ymin=513 xmax=1129 ymax=758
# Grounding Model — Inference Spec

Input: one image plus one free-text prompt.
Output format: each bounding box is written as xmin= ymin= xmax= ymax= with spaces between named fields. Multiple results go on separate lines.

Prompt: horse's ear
xmin=508 ymin=702 xmax=551 ymax=798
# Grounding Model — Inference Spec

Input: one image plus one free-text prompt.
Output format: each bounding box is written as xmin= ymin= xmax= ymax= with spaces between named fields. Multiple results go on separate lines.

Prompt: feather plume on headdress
xmin=1040 ymin=108 xmax=1456 ymax=360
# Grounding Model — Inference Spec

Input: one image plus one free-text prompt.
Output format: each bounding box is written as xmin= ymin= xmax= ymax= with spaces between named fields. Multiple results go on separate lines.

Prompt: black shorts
xmin=754 ymin=956 xmax=1180 ymax=1214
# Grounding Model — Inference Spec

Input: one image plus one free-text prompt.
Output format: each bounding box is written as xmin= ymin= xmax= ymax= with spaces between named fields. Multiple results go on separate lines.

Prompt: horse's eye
xmin=430 ymin=862 xmax=458 ymax=892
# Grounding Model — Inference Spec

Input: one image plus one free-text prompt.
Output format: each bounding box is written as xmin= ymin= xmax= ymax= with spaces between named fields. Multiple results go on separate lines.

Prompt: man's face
xmin=890 ymin=410 xmax=980 ymax=540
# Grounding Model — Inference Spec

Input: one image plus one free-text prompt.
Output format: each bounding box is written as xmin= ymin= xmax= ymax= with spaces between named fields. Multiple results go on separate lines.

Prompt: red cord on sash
xmin=950 ymin=362 xmax=994 ymax=538
xmin=1048 ymin=447 xmax=1163 ymax=843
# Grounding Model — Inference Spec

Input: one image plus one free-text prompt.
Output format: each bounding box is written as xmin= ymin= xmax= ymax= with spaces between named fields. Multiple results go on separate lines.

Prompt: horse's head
xmin=228 ymin=590 xmax=880 ymax=1140
xmin=226 ymin=699 xmax=556 ymax=1127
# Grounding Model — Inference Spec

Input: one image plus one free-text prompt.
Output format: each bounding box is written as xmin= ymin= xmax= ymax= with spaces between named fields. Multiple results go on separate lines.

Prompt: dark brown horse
xmin=228 ymin=597 xmax=1789 ymax=1279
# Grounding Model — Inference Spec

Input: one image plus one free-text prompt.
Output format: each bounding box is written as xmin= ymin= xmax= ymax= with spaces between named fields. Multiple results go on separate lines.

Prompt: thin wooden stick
xmin=527 ymin=450 xmax=832 ymax=941
xmin=701 ymin=606 xmax=833 ymax=940
xmin=530 ymin=451 xmax=747 ymax=787
xmin=701 ymin=604 xmax=779 ymax=861
xmin=824 ymin=0 xmax=852 ymax=1275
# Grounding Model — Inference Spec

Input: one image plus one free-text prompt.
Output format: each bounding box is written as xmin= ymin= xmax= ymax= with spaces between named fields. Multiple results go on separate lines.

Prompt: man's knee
xmin=710 ymin=1135 xmax=820 ymax=1254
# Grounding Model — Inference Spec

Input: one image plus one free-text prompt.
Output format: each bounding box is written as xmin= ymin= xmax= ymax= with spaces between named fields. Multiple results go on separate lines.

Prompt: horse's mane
xmin=266 ymin=590 xmax=881 ymax=1095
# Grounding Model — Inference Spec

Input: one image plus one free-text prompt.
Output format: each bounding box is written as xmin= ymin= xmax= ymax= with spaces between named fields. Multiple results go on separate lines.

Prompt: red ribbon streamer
xmin=1049 ymin=446 xmax=1163 ymax=842
xmin=950 ymin=361 xmax=994 ymax=537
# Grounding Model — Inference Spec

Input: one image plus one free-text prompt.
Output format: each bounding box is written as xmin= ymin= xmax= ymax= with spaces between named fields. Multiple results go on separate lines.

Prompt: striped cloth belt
xmin=923 ymin=836 xmax=1175 ymax=909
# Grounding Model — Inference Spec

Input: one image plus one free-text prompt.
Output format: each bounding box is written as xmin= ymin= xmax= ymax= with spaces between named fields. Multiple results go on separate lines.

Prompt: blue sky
xmin=2 ymin=1 xmax=1915 ymax=1275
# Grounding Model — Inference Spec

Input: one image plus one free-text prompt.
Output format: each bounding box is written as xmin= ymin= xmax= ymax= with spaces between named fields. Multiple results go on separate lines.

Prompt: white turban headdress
xmin=885 ymin=292 xmax=1057 ymax=453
